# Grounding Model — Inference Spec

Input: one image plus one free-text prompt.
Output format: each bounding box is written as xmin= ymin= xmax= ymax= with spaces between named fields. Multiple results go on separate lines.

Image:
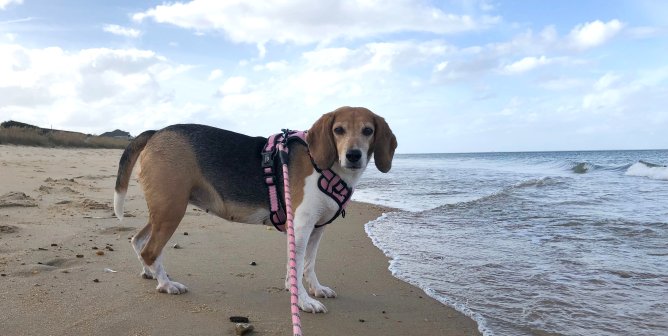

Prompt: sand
xmin=0 ymin=144 xmax=480 ymax=335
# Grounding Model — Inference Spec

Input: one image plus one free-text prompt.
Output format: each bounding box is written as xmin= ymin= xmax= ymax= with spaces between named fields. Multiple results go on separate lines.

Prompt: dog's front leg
xmin=304 ymin=227 xmax=336 ymax=298
xmin=286 ymin=215 xmax=328 ymax=313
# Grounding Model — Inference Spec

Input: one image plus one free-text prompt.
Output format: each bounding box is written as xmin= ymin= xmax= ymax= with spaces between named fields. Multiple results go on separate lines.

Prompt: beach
xmin=0 ymin=145 xmax=481 ymax=336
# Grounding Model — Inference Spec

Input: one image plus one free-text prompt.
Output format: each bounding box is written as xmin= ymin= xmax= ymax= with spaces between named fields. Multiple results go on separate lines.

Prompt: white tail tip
xmin=114 ymin=190 xmax=126 ymax=221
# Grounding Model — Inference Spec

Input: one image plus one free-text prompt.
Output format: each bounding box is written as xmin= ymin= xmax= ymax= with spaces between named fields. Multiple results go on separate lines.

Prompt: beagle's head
xmin=307 ymin=106 xmax=397 ymax=173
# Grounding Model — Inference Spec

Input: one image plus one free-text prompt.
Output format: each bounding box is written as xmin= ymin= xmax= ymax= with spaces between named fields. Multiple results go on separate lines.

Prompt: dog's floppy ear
xmin=307 ymin=112 xmax=337 ymax=170
xmin=373 ymin=115 xmax=397 ymax=173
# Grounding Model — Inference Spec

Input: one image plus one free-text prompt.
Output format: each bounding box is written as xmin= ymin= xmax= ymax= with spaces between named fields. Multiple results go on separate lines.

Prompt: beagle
xmin=113 ymin=106 xmax=397 ymax=313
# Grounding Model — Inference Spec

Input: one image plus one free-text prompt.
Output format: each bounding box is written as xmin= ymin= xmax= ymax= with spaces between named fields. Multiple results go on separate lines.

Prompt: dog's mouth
xmin=344 ymin=164 xmax=363 ymax=170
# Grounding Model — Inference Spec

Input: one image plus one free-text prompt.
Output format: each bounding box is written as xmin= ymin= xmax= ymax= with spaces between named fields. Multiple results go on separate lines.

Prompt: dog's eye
xmin=334 ymin=126 xmax=345 ymax=135
xmin=362 ymin=127 xmax=374 ymax=136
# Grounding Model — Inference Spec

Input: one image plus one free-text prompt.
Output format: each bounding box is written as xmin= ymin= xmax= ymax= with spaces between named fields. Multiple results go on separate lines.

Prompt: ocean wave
xmin=431 ymin=176 xmax=563 ymax=212
xmin=569 ymin=162 xmax=603 ymax=174
xmin=625 ymin=161 xmax=668 ymax=180
xmin=566 ymin=161 xmax=632 ymax=174
xmin=565 ymin=160 xmax=667 ymax=179
xmin=365 ymin=213 xmax=493 ymax=336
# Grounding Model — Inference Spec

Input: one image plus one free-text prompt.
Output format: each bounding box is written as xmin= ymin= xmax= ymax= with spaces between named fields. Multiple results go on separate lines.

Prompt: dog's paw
xmin=156 ymin=280 xmax=188 ymax=294
xmin=309 ymin=285 xmax=337 ymax=298
xmin=141 ymin=268 xmax=155 ymax=280
xmin=299 ymin=295 xmax=327 ymax=313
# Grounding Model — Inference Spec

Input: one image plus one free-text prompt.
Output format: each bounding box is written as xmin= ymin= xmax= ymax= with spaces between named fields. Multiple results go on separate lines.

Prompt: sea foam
xmin=625 ymin=162 xmax=668 ymax=180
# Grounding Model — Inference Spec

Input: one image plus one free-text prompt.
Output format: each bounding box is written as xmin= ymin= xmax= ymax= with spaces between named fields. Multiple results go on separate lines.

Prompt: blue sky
xmin=1 ymin=0 xmax=666 ymax=153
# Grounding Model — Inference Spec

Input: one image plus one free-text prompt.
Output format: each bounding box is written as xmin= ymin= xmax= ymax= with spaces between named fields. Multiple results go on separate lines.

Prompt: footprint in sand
xmin=0 ymin=225 xmax=20 ymax=234
xmin=0 ymin=192 xmax=38 ymax=208
xmin=99 ymin=226 xmax=135 ymax=235
xmin=12 ymin=258 xmax=81 ymax=277
xmin=60 ymin=186 xmax=79 ymax=194
xmin=82 ymin=199 xmax=112 ymax=211
xmin=37 ymin=185 xmax=54 ymax=194
xmin=74 ymin=174 xmax=116 ymax=180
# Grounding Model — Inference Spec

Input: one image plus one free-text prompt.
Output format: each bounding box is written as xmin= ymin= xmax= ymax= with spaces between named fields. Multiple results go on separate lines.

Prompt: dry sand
xmin=0 ymin=145 xmax=480 ymax=335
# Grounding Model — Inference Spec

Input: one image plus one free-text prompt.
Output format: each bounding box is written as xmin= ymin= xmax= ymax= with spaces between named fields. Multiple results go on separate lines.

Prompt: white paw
xmin=141 ymin=269 xmax=155 ymax=279
xmin=299 ymin=295 xmax=327 ymax=313
xmin=309 ymin=285 xmax=337 ymax=298
xmin=156 ymin=280 xmax=188 ymax=294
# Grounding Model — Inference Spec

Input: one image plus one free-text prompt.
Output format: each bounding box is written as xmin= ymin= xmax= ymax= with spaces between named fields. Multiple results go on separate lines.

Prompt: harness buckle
xmin=280 ymin=129 xmax=292 ymax=144
xmin=262 ymin=151 xmax=275 ymax=168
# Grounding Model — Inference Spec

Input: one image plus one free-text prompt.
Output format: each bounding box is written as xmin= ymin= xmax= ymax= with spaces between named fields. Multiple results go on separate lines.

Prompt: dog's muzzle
xmin=345 ymin=149 xmax=363 ymax=168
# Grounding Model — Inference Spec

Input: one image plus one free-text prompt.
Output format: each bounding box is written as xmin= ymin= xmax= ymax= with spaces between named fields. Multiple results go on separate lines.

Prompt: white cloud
xmin=582 ymin=73 xmax=626 ymax=112
xmin=3 ymin=32 xmax=16 ymax=41
xmin=593 ymin=73 xmax=620 ymax=91
xmin=626 ymin=26 xmax=662 ymax=39
xmin=539 ymin=77 xmax=586 ymax=91
xmin=103 ymin=24 xmax=141 ymax=38
xmin=568 ymin=19 xmax=624 ymax=50
xmin=133 ymin=0 xmax=499 ymax=45
xmin=0 ymin=0 xmax=22 ymax=10
xmin=208 ymin=68 xmax=223 ymax=81
xmin=0 ymin=43 xmax=201 ymax=135
xmin=503 ymin=55 xmax=551 ymax=74
xmin=218 ymin=76 xmax=248 ymax=95
xmin=582 ymin=87 xmax=622 ymax=111
xmin=253 ymin=61 xmax=288 ymax=72
xmin=435 ymin=61 xmax=449 ymax=72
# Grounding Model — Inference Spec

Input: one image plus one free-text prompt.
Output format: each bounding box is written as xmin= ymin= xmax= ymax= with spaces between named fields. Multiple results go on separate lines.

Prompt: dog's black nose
xmin=346 ymin=149 xmax=362 ymax=163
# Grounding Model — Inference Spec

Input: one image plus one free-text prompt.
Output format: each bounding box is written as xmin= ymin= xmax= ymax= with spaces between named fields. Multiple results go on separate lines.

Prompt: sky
xmin=1 ymin=0 xmax=667 ymax=153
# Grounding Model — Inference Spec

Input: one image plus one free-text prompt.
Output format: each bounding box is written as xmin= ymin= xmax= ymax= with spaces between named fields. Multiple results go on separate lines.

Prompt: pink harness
xmin=262 ymin=130 xmax=353 ymax=232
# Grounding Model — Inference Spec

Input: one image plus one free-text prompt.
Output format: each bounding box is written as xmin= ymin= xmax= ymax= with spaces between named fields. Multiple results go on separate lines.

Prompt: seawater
xmin=357 ymin=150 xmax=668 ymax=336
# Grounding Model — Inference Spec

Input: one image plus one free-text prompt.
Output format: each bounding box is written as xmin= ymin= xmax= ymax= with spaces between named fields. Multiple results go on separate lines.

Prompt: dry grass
xmin=0 ymin=127 xmax=129 ymax=149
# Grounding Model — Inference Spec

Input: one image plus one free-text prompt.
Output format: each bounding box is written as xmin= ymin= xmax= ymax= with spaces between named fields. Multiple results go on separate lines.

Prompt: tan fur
xmin=135 ymin=131 xmax=274 ymax=265
xmin=308 ymin=106 xmax=397 ymax=171
xmin=288 ymin=144 xmax=314 ymax=210
xmin=306 ymin=112 xmax=336 ymax=170
xmin=371 ymin=115 xmax=397 ymax=173
xmin=136 ymin=132 xmax=197 ymax=265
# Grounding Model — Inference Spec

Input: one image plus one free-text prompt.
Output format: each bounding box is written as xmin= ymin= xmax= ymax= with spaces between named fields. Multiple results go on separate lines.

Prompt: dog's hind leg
xmin=138 ymin=180 xmax=190 ymax=294
xmin=140 ymin=202 xmax=188 ymax=294
xmin=140 ymin=207 xmax=188 ymax=294
xmin=131 ymin=223 xmax=154 ymax=279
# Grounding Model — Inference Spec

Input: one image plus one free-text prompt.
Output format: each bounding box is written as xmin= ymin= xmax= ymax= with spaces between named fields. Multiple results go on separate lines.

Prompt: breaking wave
xmin=625 ymin=161 xmax=668 ymax=180
xmin=565 ymin=160 xmax=667 ymax=180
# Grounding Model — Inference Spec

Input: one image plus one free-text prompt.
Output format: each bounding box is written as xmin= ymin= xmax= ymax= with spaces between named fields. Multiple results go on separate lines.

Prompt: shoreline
xmin=0 ymin=145 xmax=481 ymax=335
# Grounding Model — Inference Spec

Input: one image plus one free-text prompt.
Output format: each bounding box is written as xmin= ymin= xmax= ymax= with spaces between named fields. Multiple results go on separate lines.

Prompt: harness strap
xmin=262 ymin=130 xmax=353 ymax=232
xmin=312 ymin=162 xmax=353 ymax=228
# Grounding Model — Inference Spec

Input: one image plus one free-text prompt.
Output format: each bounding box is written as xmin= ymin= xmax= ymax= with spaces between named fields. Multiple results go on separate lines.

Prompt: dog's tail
xmin=114 ymin=130 xmax=157 ymax=220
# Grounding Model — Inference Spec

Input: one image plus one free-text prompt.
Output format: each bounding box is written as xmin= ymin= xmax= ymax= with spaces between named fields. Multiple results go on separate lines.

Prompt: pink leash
xmin=277 ymin=141 xmax=303 ymax=336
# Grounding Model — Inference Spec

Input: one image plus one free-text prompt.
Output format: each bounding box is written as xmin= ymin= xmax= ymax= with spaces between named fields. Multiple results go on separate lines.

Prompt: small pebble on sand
xmin=234 ymin=323 xmax=254 ymax=335
xmin=229 ymin=316 xmax=250 ymax=323
xmin=96 ymin=251 xmax=104 ymax=256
